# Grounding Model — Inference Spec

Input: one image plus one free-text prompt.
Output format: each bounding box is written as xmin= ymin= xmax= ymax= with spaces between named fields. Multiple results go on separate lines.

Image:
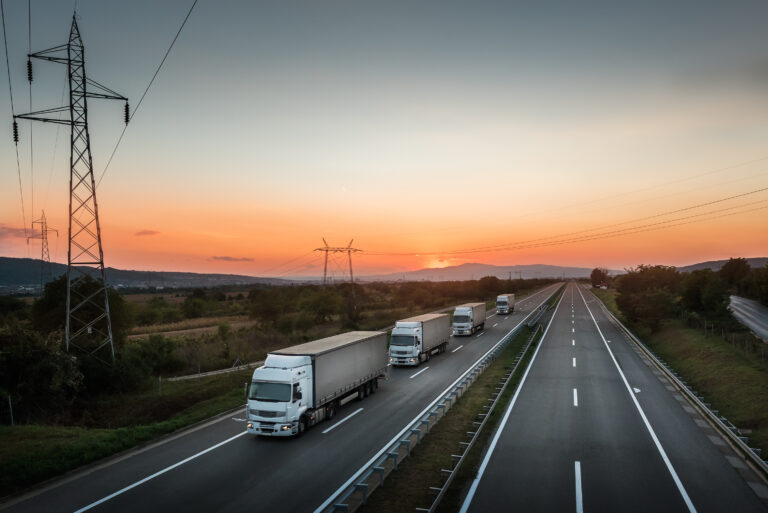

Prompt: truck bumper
xmin=390 ymin=356 xmax=419 ymax=366
xmin=247 ymin=420 xmax=297 ymax=436
xmin=453 ymin=329 xmax=471 ymax=336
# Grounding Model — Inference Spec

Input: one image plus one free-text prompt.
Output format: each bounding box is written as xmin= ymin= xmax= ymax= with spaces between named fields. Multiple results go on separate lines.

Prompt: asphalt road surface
xmin=730 ymin=295 xmax=768 ymax=341
xmin=1 ymin=285 xmax=561 ymax=513
xmin=461 ymin=283 xmax=768 ymax=513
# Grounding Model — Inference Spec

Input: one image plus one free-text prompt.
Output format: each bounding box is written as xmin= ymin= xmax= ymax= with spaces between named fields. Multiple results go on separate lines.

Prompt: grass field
xmin=591 ymin=288 xmax=768 ymax=459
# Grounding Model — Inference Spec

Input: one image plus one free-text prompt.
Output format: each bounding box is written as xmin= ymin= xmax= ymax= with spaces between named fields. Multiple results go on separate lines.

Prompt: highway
xmin=461 ymin=283 xmax=768 ymax=513
xmin=0 ymin=285 xmax=560 ymax=513
xmin=730 ymin=295 xmax=768 ymax=341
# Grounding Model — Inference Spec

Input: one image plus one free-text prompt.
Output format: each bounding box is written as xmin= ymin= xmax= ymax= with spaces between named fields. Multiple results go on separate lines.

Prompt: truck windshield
xmin=497 ymin=301 xmax=508 ymax=306
xmin=249 ymin=382 xmax=291 ymax=402
xmin=453 ymin=315 xmax=470 ymax=324
xmin=390 ymin=335 xmax=416 ymax=346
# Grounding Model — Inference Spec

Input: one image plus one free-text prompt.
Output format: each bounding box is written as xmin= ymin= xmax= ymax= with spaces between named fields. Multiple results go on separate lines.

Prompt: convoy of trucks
xmin=247 ymin=331 xmax=389 ymax=436
xmin=496 ymin=293 xmax=515 ymax=315
xmin=388 ymin=313 xmax=451 ymax=366
xmin=247 ymin=295 xmax=510 ymax=437
xmin=452 ymin=302 xmax=487 ymax=336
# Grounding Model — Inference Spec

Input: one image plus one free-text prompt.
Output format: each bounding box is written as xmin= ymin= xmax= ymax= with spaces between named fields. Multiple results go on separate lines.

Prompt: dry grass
xmin=128 ymin=315 xmax=252 ymax=336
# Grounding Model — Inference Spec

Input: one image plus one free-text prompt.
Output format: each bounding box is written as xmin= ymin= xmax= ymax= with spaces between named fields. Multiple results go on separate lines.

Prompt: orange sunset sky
xmin=1 ymin=1 xmax=767 ymax=278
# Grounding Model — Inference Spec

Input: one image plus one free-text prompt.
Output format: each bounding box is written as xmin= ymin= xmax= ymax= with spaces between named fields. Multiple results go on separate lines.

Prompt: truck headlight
xmin=409 ymin=358 xmax=416 ymax=362
xmin=247 ymin=423 xmax=253 ymax=429
xmin=281 ymin=425 xmax=291 ymax=431
xmin=389 ymin=357 xmax=393 ymax=362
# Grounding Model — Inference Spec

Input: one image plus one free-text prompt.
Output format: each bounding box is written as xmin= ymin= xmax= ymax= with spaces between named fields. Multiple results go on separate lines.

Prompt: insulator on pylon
xmin=27 ymin=59 xmax=33 ymax=82
xmin=124 ymin=102 xmax=129 ymax=124
xmin=12 ymin=120 xmax=19 ymax=144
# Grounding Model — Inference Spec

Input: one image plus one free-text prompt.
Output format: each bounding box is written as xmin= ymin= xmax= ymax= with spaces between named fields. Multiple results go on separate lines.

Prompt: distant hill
xmin=359 ymin=263 xmax=622 ymax=282
xmin=0 ymin=257 xmax=290 ymax=294
xmin=678 ymin=257 xmax=768 ymax=273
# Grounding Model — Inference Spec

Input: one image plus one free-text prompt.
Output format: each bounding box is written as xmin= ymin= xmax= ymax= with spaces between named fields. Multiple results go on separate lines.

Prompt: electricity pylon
xmin=14 ymin=15 xmax=129 ymax=363
xmin=26 ymin=210 xmax=58 ymax=294
xmin=314 ymin=238 xmax=361 ymax=285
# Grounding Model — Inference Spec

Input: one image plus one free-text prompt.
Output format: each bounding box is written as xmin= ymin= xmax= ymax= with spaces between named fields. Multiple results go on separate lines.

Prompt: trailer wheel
xmin=373 ymin=379 xmax=378 ymax=392
xmin=327 ymin=403 xmax=337 ymax=420
xmin=366 ymin=381 xmax=373 ymax=396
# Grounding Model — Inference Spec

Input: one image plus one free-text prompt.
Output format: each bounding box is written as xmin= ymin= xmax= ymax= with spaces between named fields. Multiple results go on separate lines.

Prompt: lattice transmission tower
xmin=14 ymin=15 xmax=129 ymax=363
xmin=26 ymin=210 xmax=58 ymax=294
xmin=314 ymin=238 xmax=361 ymax=285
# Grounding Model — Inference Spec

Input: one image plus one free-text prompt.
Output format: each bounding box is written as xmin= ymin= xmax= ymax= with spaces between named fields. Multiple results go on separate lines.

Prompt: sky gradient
xmin=1 ymin=0 xmax=767 ymax=278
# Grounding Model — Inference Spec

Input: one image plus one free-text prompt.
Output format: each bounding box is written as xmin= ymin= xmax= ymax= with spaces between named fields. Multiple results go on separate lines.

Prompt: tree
xmin=719 ymin=258 xmax=750 ymax=293
xmin=0 ymin=323 xmax=83 ymax=422
xmin=680 ymin=269 xmax=728 ymax=319
xmin=615 ymin=265 xmax=680 ymax=332
xmin=590 ymin=268 xmax=610 ymax=288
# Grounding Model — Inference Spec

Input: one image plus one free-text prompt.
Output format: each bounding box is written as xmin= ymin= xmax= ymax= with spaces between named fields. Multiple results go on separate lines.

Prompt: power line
xmin=364 ymin=187 xmax=768 ymax=257
xmin=1 ymin=0 xmax=27 ymax=235
xmin=96 ymin=0 xmax=198 ymax=187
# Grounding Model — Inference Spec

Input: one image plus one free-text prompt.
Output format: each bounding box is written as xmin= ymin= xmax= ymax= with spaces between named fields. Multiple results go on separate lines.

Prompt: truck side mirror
xmin=295 ymin=392 xmax=302 ymax=401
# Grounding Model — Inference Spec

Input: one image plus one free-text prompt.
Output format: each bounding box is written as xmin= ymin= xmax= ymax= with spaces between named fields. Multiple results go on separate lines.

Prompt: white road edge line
xmin=575 ymin=461 xmax=583 ymax=513
xmin=315 ymin=285 xmax=560 ymax=513
xmin=459 ymin=284 xmax=565 ymax=513
xmin=452 ymin=345 xmax=464 ymax=353
xmin=73 ymin=431 xmax=247 ymax=512
xmin=409 ymin=366 xmax=430 ymax=379
xmin=577 ymin=286 xmax=697 ymax=513
xmin=322 ymin=408 xmax=364 ymax=434
xmin=573 ymin=388 xmax=578 ymax=406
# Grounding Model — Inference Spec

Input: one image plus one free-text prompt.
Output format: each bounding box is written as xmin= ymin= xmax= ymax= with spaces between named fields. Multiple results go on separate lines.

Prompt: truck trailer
xmin=246 ymin=331 xmax=388 ymax=437
xmin=496 ymin=294 xmax=515 ymax=315
xmin=389 ymin=313 xmax=451 ymax=366
xmin=452 ymin=302 xmax=486 ymax=336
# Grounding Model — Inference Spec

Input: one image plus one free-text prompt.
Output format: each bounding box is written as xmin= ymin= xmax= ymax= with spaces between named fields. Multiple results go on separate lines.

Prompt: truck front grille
xmin=250 ymin=409 xmax=285 ymax=418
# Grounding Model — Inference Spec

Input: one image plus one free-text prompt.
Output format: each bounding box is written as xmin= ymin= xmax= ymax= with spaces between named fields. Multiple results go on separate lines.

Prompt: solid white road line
xmin=572 ymin=357 xmax=576 ymax=368
xmin=409 ymin=367 xmax=430 ymax=379
xmin=573 ymin=388 xmax=579 ymax=407
xmin=575 ymin=461 xmax=584 ymax=513
xmin=459 ymin=284 xmax=566 ymax=513
xmin=316 ymin=284 xmax=560 ymax=513
xmin=577 ymin=286 xmax=697 ymax=513
xmin=322 ymin=408 xmax=364 ymax=434
xmin=452 ymin=345 xmax=464 ymax=353
xmin=73 ymin=431 xmax=247 ymax=512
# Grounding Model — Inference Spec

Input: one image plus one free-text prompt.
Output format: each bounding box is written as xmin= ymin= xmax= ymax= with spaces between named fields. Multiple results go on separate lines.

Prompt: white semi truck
xmin=389 ymin=313 xmax=450 ymax=366
xmin=452 ymin=302 xmax=486 ymax=336
xmin=496 ymin=294 xmax=515 ymax=315
xmin=246 ymin=331 xmax=388 ymax=437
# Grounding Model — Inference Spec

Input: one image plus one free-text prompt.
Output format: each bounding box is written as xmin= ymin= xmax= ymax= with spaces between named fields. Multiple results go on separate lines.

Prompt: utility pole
xmin=314 ymin=238 xmax=361 ymax=285
xmin=14 ymin=14 xmax=129 ymax=364
xmin=26 ymin=210 xmax=57 ymax=294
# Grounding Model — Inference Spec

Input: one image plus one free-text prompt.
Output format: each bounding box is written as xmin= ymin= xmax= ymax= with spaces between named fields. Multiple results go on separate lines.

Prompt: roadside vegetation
xmin=0 ymin=274 xmax=555 ymax=497
xmin=591 ymin=258 xmax=768 ymax=459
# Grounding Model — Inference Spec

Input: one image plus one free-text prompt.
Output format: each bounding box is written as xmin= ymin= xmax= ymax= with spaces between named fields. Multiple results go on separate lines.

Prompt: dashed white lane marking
xmin=452 ymin=345 xmax=464 ymax=353
xmin=493 ymin=323 xmax=498 ymax=327
xmin=572 ymin=357 xmax=576 ymax=368
xmin=747 ymin=482 xmax=768 ymax=499
xmin=694 ymin=418 xmax=708 ymax=428
xmin=572 ymin=339 xmax=575 ymax=346
xmin=633 ymin=388 xmax=641 ymax=394
xmin=409 ymin=367 xmax=430 ymax=379
xmin=231 ymin=418 xmax=246 ymax=422
xmin=476 ymin=332 xmax=486 ymax=338
xmin=572 ymin=328 xmax=575 ymax=333
xmin=573 ymin=388 xmax=579 ymax=407
xmin=726 ymin=455 xmax=748 ymax=470
xmin=707 ymin=434 xmax=726 ymax=447
xmin=575 ymin=461 xmax=584 ymax=513
xmin=322 ymin=407 xmax=364 ymax=434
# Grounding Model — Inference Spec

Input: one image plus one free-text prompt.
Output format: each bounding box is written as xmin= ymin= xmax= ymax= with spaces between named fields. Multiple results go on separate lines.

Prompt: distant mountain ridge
xmin=678 ymin=257 xmax=768 ymax=273
xmin=0 ymin=257 xmax=289 ymax=293
xmin=358 ymin=263 xmax=622 ymax=282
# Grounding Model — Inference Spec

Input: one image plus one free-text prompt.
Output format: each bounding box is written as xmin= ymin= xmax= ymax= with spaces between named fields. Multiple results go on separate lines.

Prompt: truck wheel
xmin=298 ymin=417 xmax=307 ymax=436
xmin=327 ymin=403 xmax=336 ymax=420
xmin=425 ymin=351 xmax=431 ymax=362
xmin=366 ymin=381 xmax=373 ymax=396
xmin=372 ymin=379 xmax=378 ymax=392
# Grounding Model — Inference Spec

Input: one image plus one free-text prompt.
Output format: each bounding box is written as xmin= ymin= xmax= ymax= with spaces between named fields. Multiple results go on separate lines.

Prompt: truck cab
xmin=389 ymin=323 xmax=422 ymax=366
xmin=246 ymin=355 xmax=312 ymax=437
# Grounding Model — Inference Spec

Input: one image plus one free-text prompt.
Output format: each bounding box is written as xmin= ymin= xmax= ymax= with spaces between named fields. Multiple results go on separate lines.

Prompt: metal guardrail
xmin=590 ymin=289 xmax=768 ymax=479
xmin=416 ymin=322 xmax=544 ymax=513
xmin=316 ymin=285 xmax=562 ymax=513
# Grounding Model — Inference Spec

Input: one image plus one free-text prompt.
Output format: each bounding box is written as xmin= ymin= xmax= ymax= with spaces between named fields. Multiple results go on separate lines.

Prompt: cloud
xmin=211 ymin=255 xmax=254 ymax=262
xmin=135 ymin=230 xmax=160 ymax=236
xmin=0 ymin=225 xmax=28 ymax=239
